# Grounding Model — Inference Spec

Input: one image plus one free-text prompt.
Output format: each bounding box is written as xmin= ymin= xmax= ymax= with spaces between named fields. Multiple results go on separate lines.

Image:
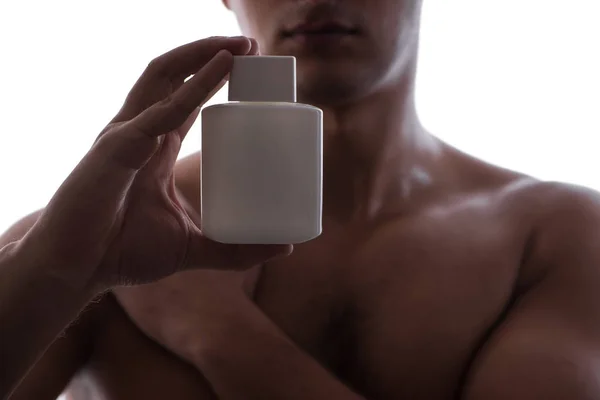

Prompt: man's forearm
xmin=191 ymin=301 xmax=366 ymax=400
xmin=0 ymin=240 xmax=96 ymax=398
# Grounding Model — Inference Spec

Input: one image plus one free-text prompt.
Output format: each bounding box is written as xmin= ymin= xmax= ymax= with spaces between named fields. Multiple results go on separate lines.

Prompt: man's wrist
xmin=10 ymin=236 xmax=103 ymax=300
xmin=188 ymin=299 xmax=286 ymax=367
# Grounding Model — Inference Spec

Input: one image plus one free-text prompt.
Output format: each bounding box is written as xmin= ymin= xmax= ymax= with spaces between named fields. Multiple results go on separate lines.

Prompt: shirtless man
xmin=4 ymin=0 xmax=600 ymax=399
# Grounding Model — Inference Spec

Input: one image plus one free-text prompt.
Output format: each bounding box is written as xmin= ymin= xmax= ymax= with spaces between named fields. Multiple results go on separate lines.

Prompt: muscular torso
xmin=67 ymin=163 xmax=538 ymax=400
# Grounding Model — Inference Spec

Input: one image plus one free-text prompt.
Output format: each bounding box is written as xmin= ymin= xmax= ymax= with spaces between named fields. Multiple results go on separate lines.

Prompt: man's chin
xmin=297 ymin=84 xmax=357 ymax=108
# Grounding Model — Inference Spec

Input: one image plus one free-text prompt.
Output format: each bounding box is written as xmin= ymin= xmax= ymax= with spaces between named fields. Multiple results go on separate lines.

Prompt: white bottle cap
xmin=228 ymin=56 xmax=297 ymax=103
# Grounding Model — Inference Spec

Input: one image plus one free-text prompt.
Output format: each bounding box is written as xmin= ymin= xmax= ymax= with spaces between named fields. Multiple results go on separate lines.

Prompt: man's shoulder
xmin=498 ymin=178 xmax=600 ymax=289
xmin=456 ymin=148 xmax=600 ymax=226
xmin=0 ymin=209 xmax=44 ymax=247
xmin=502 ymin=178 xmax=600 ymax=225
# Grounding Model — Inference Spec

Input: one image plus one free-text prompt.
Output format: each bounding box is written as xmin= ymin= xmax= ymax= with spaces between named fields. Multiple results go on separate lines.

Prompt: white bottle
xmin=201 ymin=56 xmax=323 ymax=244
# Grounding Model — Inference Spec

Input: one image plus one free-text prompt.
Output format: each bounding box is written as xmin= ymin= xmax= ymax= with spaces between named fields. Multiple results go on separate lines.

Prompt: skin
xmin=0 ymin=37 xmax=289 ymax=399
xmin=5 ymin=0 xmax=600 ymax=399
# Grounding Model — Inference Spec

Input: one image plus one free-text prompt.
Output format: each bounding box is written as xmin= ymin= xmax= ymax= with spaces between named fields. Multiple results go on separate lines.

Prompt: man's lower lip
xmin=284 ymin=33 xmax=358 ymax=42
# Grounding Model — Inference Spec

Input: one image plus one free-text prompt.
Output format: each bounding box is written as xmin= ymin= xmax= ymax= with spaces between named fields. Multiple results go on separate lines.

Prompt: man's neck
xmin=309 ymin=59 xmax=444 ymax=223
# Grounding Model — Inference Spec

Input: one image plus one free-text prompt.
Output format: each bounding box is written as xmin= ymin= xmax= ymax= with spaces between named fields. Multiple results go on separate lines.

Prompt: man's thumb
xmin=183 ymin=229 xmax=293 ymax=271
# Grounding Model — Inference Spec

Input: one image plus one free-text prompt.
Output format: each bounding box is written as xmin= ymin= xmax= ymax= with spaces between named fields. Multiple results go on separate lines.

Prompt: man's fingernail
xmin=249 ymin=38 xmax=260 ymax=54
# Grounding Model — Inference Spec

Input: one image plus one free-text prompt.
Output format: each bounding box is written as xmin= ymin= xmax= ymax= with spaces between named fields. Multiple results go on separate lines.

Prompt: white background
xmin=0 ymin=1 xmax=598 ymax=231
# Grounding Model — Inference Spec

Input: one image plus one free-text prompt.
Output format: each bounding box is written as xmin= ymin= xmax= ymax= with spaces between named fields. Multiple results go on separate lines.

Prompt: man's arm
xmin=462 ymin=183 xmax=600 ymax=399
xmin=8 ymin=306 xmax=97 ymax=400
xmin=176 ymin=150 xmax=362 ymax=400
xmin=114 ymin=153 xmax=364 ymax=400
xmin=0 ymin=212 xmax=95 ymax=399
xmin=187 ymin=299 xmax=365 ymax=400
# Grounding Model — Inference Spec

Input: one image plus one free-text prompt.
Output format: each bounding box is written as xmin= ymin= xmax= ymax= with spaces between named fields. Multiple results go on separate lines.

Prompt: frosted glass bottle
xmin=200 ymin=56 xmax=323 ymax=244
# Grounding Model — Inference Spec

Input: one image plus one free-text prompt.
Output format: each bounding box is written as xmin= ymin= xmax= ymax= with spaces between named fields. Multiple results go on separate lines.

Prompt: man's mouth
xmin=283 ymin=21 xmax=360 ymax=38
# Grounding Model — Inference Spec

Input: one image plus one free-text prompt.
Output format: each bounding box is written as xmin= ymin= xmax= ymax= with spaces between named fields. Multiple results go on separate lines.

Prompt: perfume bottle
xmin=201 ymin=56 xmax=323 ymax=244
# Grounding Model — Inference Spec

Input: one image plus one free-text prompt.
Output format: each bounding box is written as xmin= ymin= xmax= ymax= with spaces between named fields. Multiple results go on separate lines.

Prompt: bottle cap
xmin=228 ymin=56 xmax=297 ymax=103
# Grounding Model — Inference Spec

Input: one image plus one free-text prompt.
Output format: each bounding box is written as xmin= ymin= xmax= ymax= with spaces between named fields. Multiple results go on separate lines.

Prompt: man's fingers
xmin=94 ymin=37 xmax=254 ymax=172
xmin=127 ymin=49 xmax=233 ymax=139
xmin=112 ymin=36 xmax=252 ymax=123
xmin=91 ymin=51 xmax=231 ymax=172
xmin=146 ymin=36 xmax=250 ymax=80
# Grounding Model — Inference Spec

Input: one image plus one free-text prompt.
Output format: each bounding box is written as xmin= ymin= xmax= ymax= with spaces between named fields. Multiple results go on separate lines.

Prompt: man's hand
xmin=115 ymin=268 xmax=258 ymax=364
xmin=16 ymin=36 xmax=291 ymax=292
xmin=0 ymin=37 xmax=293 ymax=397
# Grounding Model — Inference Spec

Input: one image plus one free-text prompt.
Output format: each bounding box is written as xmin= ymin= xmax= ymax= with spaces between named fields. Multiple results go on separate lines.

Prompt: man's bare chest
xmin=253 ymin=215 xmax=524 ymax=398
xmin=76 ymin=204 xmax=529 ymax=400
